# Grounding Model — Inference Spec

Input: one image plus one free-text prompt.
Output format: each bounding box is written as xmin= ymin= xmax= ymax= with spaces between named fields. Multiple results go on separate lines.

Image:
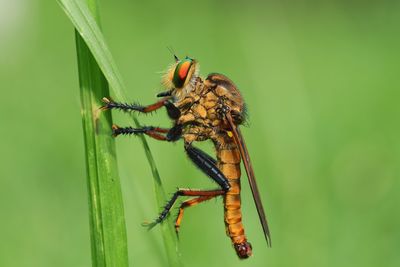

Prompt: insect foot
xmin=100 ymin=97 xmax=113 ymax=110
xmin=141 ymin=220 xmax=158 ymax=230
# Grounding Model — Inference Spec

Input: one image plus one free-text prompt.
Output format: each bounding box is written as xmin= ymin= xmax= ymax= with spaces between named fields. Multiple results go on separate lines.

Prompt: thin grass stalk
xmin=58 ymin=0 xmax=182 ymax=266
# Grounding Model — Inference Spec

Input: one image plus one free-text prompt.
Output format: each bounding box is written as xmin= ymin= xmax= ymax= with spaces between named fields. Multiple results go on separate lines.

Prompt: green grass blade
xmin=58 ymin=0 xmax=182 ymax=266
xmin=73 ymin=0 xmax=129 ymax=266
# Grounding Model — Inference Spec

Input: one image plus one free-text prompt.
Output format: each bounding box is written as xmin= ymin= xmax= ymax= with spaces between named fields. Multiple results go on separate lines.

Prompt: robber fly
xmin=101 ymin=55 xmax=271 ymax=258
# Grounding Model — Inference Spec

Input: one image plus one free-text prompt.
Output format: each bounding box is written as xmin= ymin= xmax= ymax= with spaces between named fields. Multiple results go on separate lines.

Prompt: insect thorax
xmin=172 ymin=75 xmax=245 ymax=145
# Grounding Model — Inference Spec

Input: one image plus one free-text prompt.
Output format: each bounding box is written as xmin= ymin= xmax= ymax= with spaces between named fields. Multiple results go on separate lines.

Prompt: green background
xmin=1 ymin=0 xmax=399 ymax=266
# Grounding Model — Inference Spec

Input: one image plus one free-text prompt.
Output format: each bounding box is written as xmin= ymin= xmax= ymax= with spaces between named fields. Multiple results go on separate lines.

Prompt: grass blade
xmin=58 ymin=0 xmax=182 ymax=266
xmin=73 ymin=0 xmax=129 ymax=266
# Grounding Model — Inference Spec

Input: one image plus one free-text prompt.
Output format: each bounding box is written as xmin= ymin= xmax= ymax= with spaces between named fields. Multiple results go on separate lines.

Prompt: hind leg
xmin=174 ymin=195 xmax=220 ymax=233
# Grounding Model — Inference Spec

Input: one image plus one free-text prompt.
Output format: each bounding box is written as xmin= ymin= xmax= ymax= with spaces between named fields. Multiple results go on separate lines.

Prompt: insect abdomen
xmin=217 ymin=146 xmax=253 ymax=258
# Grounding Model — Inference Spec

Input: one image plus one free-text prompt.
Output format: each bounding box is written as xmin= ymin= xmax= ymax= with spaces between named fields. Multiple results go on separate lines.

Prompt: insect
xmin=101 ymin=55 xmax=271 ymax=258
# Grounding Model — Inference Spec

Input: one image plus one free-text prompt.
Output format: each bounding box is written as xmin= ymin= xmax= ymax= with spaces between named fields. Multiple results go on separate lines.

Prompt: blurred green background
xmin=1 ymin=0 xmax=399 ymax=266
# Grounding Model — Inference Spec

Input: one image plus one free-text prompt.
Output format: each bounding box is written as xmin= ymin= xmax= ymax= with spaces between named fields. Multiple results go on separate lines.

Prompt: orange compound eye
xmin=178 ymin=61 xmax=191 ymax=79
xmin=172 ymin=58 xmax=193 ymax=88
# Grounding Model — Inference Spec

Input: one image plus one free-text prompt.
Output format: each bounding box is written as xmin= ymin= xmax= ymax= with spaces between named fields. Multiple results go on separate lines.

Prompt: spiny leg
xmin=101 ymin=97 xmax=180 ymax=119
xmin=112 ymin=124 xmax=182 ymax=142
xmin=175 ymin=195 xmax=222 ymax=233
xmin=144 ymin=144 xmax=230 ymax=229
xmin=101 ymin=97 xmax=168 ymax=113
xmin=143 ymin=189 xmax=225 ymax=229
xmin=112 ymin=125 xmax=169 ymax=140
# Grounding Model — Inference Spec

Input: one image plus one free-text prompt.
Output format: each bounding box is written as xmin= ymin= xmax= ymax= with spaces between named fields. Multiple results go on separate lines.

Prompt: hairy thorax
xmin=172 ymin=75 xmax=245 ymax=146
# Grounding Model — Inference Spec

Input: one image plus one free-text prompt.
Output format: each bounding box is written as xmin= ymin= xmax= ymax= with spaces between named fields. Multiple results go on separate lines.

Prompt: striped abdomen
xmin=217 ymin=145 xmax=253 ymax=258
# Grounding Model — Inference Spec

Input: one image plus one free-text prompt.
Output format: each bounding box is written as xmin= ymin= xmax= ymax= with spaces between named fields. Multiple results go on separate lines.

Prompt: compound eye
xmin=173 ymin=59 xmax=193 ymax=88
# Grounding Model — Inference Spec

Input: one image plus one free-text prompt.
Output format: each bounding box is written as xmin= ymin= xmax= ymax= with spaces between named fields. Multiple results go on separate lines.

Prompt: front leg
xmin=101 ymin=97 xmax=180 ymax=119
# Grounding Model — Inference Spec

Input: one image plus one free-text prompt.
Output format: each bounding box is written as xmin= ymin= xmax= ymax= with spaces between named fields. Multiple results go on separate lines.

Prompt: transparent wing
xmin=226 ymin=112 xmax=272 ymax=246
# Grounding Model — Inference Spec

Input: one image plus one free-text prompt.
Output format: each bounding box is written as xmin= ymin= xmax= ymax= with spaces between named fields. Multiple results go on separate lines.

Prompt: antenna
xmin=167 ymin=46 xmax=179 ymax=61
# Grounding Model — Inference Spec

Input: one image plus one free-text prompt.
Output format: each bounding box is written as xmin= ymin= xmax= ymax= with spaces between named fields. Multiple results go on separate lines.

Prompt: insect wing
xmin=226 ymin=113 xmax=272 ymax=246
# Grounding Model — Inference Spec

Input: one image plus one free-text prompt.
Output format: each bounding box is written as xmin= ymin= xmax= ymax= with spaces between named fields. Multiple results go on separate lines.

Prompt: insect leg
xmin=144 ymin=144 xmax=231 ymax=228
xmin=101 ymin=97 xmax=180 ymax=119
xmin=175 ymin=195 xmax=218 ymax=233
xmin=166 ymin=124 xmax=182 ymax=141
xmin=143 ymin=189 xmax=225 ymax=229
xmin=185 ymin=144 xmax=231 ymax=191
xmin=112 ymin=125 xmax=169 ymax=141
xmin=164 ymin=101 xmax=181 ymax=119
xmin=101 ymin=97 xmax=168 ymax=113
xmin=112 ymin=124 xmax=182 ymax=142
